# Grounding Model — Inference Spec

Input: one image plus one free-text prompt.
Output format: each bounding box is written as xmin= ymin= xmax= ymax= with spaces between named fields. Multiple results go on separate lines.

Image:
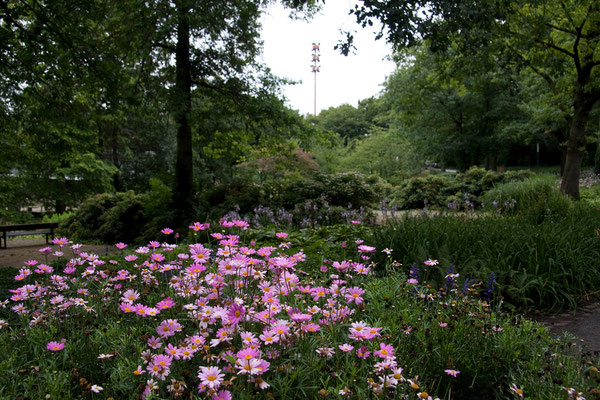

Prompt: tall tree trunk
xmin=172 ymin=4 xmax=194 ymax=219
xmin=560 ymin=87 xmax=594 ymax=200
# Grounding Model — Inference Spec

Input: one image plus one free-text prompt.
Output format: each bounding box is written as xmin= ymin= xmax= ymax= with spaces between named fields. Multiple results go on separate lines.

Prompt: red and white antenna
xmin=311 ymin=43 xmax=320 ymax=116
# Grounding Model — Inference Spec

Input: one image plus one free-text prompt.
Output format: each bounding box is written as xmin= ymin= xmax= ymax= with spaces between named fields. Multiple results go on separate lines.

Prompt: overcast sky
xmin=259 ymin=1 xmax=396 ymax=116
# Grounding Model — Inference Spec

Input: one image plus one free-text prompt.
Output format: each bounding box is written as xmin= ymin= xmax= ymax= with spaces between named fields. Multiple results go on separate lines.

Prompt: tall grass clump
xmin=369 ymin=206 xmax=600 ymax=311
xmin=482 ymin=175 xmax=571 ymax=222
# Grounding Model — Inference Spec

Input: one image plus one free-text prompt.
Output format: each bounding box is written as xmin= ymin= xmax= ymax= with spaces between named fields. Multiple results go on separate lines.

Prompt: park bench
xmin=0 ymin=223 xmax=58 ymax=249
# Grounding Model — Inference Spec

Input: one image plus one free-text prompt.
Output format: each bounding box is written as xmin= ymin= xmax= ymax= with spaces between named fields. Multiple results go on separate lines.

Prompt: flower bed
xmin=0 ymin=224 xmax=597 ymax=399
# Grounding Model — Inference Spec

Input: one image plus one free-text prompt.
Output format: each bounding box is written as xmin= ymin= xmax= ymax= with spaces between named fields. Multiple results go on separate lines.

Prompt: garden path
xmin=1 ymin=237 xmax=599 ymax=354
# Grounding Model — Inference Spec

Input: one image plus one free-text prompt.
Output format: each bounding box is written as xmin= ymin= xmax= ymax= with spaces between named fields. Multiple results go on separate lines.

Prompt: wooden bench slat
xmin=1 ymin=222 xmax=58 ymax=249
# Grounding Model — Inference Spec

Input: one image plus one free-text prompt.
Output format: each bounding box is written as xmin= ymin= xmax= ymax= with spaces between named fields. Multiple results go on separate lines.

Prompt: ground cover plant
xmin=1 ymin=222 xmax=599 ymax=399
xmin=368 ymin=204 xmax=600 ymax=312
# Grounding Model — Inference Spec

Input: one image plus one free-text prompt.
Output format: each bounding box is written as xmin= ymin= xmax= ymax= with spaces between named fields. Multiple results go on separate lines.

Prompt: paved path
xmin=527 ymin=302 xmax=600 ymax=354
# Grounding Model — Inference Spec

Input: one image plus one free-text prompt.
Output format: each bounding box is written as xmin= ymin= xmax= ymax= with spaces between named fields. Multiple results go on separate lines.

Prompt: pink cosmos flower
xmin=189 ymin=222 xmax=210 ymax=231
xmin=226 ymin=303 xmax=245 ymax=325
xmin=211 ymin=390 xmax=232 ymax=400
xmin=351 ymin=220 xmax=361 ymax=225
xmin=198 ymin=366 xmax=224 ymax=390
xmin=161 ymin=228 xmax=174 ymax=235
xmin=156 ymin=297 xmax=175 ymax=310
xmin=52 ymin=237 xmax=69 ymax=247
xmin=357 ymin=245 xmax=376 ymax=253
xmin=156 ymin=319 xmax=182 ymax=338
xmin=239 ymin=331 xmax=259 ymax=346
xmin=356 ymin=346 xmax=371 ymax=359
xmin=510 ymin=383 xmax=524 ymax=398
xmin=301 ymin=323 xmax=320 ymax=333
xmin=46 ymin=340 xmax=65 ymax=351
xmin=259 ymin=331 xmax=279 ymax=345
xmin=374 ymin=342 xmax=395 ymax=359
xmin=237 ymin=347 xmax=260 ymax=361
xmin=121 ymin=289 xmax=140 ymax=303
xmin=445 ymin=369 xmax=460 ymax=377
xmin=338 ymin=343 xmax=354 ymax=352
xmin=151 ymin=253 xmax=165 ymax=263
xmin=344 ymin=287 xmax=366 ymax=305
xmin=147 ymin=336 xmax=162 ymax=349
xmin=424 ymin=259 xmax=439 ymax=266
xmin=115 ymin=242 xmax=127 ymax=249
xmin=275 ymin=232 xmax=288 ymax=239
xmin=38 ymin=246 xmax=52 ymax=254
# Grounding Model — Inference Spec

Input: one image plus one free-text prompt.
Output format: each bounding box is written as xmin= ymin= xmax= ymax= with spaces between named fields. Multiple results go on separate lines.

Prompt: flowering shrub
xmin=0 ymin=224 xmax=596 ymax=399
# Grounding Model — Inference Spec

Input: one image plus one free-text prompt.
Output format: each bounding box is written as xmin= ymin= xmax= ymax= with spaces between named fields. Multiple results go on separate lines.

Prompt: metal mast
xmin=311 ymin=43 xmax=320 ymax=116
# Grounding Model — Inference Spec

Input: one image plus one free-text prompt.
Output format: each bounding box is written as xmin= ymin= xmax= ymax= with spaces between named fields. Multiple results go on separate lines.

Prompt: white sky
xmin=259 ymin=1 xmax=396 ymax=116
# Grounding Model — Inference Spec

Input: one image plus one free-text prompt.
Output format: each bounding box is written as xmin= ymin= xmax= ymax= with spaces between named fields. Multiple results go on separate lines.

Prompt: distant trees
xmin=346 ymin=0 xmax=600 ymax=199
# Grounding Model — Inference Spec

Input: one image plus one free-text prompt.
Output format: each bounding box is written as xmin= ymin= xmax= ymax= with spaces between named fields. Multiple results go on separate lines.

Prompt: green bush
xmin=392 ymin=167 xmax=538 ymax=210
xmin=392 ymin=174 xmax=453 ymax=209
xmin=60 ymin=191 xmax=147 ymax=244
xmin=201 ymin=172 xmax=389 ymax=219
xmin=482 ymin=175 xmax=571 ymax=222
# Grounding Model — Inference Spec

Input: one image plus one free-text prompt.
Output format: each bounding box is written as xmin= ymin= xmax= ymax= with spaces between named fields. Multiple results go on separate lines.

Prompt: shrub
xmin=392 ymin=174 xmax=453 ymax=209
xmin=392 ymin=167 xmax=539 ymax=211
xmin=60 ymin=191 xmax=148 ymax=244
xmin=482 ymin=175 xmax=571 ymax=222
xmin=201 ymin=172 xmax=389 ymax=220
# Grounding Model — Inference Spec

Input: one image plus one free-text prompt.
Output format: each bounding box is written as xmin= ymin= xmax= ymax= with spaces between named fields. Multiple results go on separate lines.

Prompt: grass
xmin=368 ymin=205 xmax=600 ymax=312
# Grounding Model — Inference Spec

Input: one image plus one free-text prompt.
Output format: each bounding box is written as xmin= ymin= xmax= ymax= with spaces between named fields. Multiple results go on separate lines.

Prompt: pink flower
xmin=46 ymin=340 xmax=65 ymax=351
xmin=52 ymin=237 xmax=69 ymax=247
xmin=357 ymin=245 xmax=376 ymax=253
xmin=374 ymin=342 xmax=395 ymax=359
xmin=301 ymin=323 xmax=321 ymax=333
xmin=445 ymin=369 xmax=460 ymax=377
xmin=115 ymin=242 xmax=127 ymax=249
xmin=510 ymin=383 xmax=524 ymax=398
xmin=351 ymin=220 xmax=361 ymax=225
xmin=237 ymin=347 xmax=260 ymax=361
xmin=338 ymin=343 xmax=354 ymax=352
xmin=198 ymin=366 xmax=225 ymax=390
xmin=38 ymin=246 xmax=52 ymax=254
xmin=211 ymin=390 xmax=232 ymax=400
xmin=344 ymin=287 xmax=366 ymax=305
xmin=356 ymin=346 xmax=371 ymax=359
xmin=161 ymin=228 xmax=174 ymax=235
xmin=189 ymin=222 xmax=210 ymax=231
xmin=424 ymin=259 xmax=439 ymax=266
xmin=156 ymin=297 xmax=175 ymax=310
xmin=227 ymin=304 xmax=245 ymax=325
xmin=275 ymin=232 xmax=288 ymax=239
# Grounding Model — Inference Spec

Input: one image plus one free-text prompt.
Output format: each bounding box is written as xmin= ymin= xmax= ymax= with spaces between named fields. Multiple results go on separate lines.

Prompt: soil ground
xmin=0 ymin=237 xmax=118 ymax=267
xmin=1 ymin=236 xmax=599 ymax=355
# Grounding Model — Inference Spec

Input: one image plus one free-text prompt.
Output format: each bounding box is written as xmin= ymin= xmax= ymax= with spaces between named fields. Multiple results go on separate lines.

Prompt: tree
xmin=345 ymin=0 xmax=600 ymax=199
xmin=381 ymin=44 xmax=526 ymax=171
xmin=1 ymin=0 xmax=320 ymax=219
